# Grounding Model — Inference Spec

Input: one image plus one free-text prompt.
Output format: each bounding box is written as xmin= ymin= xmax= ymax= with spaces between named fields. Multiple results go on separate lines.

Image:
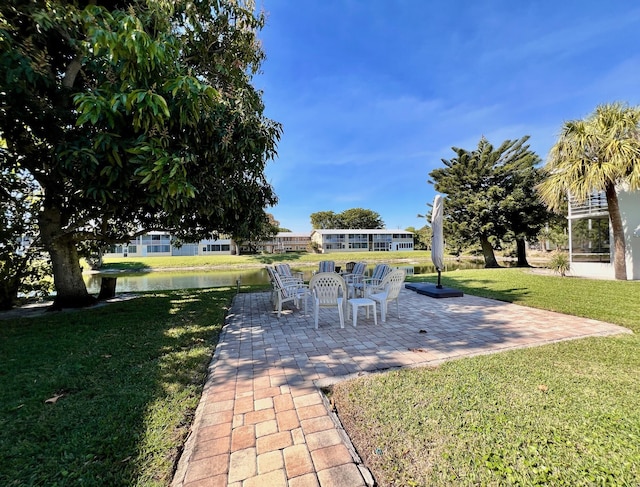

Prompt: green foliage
xmin=537 ymin=220 xmax=569 ymax=251
xmin=310 ymin=208 xmax=385 ymax=229
xmin=0 ymin=288 xmax=234 ymax=485
xmin=429 ymin=136 xmax=550 ymax=266
xmin=0 ymin=0 xmax=281 ymax=305
xmin=406 ymin=225 xmax=432 ymax=250
xmin=0 ymin=170 xmax=52 ymax=309
xmin=539 ymin=102 xmax=640 ymax=210
xmin=548 ymin=251 xmax=570 ymax=276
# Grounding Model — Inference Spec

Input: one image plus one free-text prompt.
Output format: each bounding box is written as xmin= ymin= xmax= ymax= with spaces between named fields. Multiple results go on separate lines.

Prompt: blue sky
xmin=255 ymin=1 xmax=640 ymax=233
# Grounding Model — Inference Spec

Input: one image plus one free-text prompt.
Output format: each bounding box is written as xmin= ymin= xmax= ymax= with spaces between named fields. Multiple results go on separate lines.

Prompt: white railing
xmin=569 ymin=192 xmax=608 ymax=218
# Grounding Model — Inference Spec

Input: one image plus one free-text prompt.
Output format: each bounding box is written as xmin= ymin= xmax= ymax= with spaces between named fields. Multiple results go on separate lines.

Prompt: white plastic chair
xmin=365 ymin=269 xmax=406 ymax=322
xmin=309 ymin=272 xmax=346 ymax=329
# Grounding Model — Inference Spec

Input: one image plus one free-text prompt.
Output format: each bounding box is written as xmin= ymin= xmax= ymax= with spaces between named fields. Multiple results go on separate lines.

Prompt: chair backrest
xmin=309 ymin=272 xmax=346 ymax=306
xmin=351 ymin=262 xmax=367 ymax=277
xmin=269 ymin=267 xmax=294 ymax=299
xmin=266 ymin=266 xmax=277 ymax=284
xmin=344 ymin=261 xmax=356 ymax=273
xmin=318 ymin=261 xmax=335 ymax=273
xmin=275 ymin=263 xmax=293 ymax=278
xmin=379 ymin=269 xmax=406 ymax=300
xmin=370 ymin=263 xmax=391 ymax=281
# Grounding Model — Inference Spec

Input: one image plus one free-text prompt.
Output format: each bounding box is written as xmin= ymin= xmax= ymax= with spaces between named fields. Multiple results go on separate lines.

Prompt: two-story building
xmin=310 ymin=229 xmax=414 ymax=253
xmin=104 ymin=229 xmax=415 ymax=257
xmin=260 ymin=233 xmax=312 ymax=253
xmin=105 ymin=232 xmax=233 ymax=257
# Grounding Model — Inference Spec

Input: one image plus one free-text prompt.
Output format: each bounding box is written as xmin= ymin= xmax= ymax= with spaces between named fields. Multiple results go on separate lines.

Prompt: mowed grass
xmin=100 ymin=250 xmax=432 ymax=271
xmin=332 ymin=269 xmax=640 ymax=486
xmin=0 ymin=288 xmax=234 ymax=486
xmin=406 ymin=268 xmax=639 ymax=330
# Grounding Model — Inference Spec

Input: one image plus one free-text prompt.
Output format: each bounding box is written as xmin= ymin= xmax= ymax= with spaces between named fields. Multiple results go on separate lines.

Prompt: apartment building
xmin=310 ymin=229 xmax=414 ymax=253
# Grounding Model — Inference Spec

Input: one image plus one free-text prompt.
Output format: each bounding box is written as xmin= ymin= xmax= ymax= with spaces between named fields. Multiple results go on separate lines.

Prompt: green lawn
xmin=2 ymin=268 xmax=637 ymax=486
xmin=0 ymin=288 xmax=234 ymax=487
xmin=100 ymin=250 xmax=432 ymax=271
xmin=332 ymin=269 xmax=640 ymax=486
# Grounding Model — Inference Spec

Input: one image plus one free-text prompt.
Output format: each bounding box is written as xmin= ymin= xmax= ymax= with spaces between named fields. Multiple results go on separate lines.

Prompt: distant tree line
xmin=310 ymin=208 xmax=385 ymax=230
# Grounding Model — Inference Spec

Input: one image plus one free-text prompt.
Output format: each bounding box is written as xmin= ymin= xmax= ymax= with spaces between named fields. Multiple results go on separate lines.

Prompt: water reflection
xmin=85 ymin=260 xmax=486 ymax=294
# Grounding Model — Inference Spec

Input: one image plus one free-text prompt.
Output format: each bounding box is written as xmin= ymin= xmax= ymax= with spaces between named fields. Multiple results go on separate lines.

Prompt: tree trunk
xmin=480 ymin=235 xmax=501 ymax=268
xmin=515 ymin=237 xmax=530 ymax=267
xmin=605 ymin=184 xmax=627 ymax=280
xmin=0 ymin=276 xmax=19 ymax=311
xmin=39 ymin=206 xmax=96 ymax=309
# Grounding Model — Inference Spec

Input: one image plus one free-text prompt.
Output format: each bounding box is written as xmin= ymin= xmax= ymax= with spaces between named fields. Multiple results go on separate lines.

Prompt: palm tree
xmin=537 ymin=102 xmax=640 ymax=280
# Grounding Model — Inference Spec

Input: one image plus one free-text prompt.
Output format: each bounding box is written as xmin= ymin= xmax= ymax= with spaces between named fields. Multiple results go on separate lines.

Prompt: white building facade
xmin=104 ymin=232 xmax=233 ymax=257
xmin=260 ymin=233 xmax=311 ymax=253
xmin=104 ymin=230 xmax=416 ymax=257
xmin=310 ymin=229 xmax=414 ymax=253
xmin=568 ymin=187 xmax=639 ymax=280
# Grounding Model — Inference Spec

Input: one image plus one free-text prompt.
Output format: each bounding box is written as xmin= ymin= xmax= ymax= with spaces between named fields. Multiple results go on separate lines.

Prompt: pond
xmin=84 ymin=260 xmax=487 ymax=294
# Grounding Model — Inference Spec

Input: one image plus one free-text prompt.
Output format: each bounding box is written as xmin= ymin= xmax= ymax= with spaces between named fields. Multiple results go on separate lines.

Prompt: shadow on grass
xmin=0 ymin=288 xmax=233 ymax=486
xmin=251 ymin=251 xmax=308 ymax=265
xmin=100 ymin=260 xmax=153 ymax=272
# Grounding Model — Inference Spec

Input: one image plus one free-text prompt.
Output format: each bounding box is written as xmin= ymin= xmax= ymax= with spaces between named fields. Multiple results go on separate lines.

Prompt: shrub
xmin=549 ymin=252 xmax=570 ymax=277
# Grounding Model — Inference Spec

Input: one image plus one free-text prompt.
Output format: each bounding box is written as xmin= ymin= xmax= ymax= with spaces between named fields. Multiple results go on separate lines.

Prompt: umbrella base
xmin=405 ymin=282 xmax=464 ymax=298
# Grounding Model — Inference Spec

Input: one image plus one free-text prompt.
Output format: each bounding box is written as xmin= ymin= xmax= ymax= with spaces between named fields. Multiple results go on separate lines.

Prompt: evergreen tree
xmin=429 ymin=136 xmax=548 ymax=267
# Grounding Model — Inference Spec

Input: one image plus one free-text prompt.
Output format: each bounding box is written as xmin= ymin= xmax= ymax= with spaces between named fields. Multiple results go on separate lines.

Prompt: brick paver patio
xmin=171 ymin=288 xmax=631 ymax=487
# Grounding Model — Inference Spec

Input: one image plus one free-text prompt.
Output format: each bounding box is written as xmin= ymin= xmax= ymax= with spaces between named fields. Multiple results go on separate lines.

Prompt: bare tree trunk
xmin=39 ymin=206 xmax=96 ymax=309
xmin=480 ymin=235 xmax=501 ymax=268
xmin=605 ymin=184 xmax=627 ymax=280
xmin=515 ymin=237 xmax=530 ymax=267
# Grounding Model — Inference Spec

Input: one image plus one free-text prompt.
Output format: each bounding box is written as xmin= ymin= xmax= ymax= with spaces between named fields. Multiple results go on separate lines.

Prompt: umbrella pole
xmin=436 ymin=269 xmax=442 ymax=289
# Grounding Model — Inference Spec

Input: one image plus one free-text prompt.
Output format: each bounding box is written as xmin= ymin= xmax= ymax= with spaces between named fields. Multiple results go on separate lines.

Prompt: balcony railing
xmin=569 ymin=192 xmax=608 ymax=218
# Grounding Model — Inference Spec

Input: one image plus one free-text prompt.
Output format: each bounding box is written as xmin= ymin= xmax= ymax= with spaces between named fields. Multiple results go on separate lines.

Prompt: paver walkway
xmin=172 ymin=288 xmax=631 ymax=487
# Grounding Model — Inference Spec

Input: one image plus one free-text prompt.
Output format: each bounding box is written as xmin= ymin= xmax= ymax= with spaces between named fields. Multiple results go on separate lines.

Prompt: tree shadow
xmin=252 ymin=252 xmax=307 ymax=264
xmin=100 ymin=260 xmax=153 ymax=272
xmin=0 ymin=288 xmax=232 ymax=485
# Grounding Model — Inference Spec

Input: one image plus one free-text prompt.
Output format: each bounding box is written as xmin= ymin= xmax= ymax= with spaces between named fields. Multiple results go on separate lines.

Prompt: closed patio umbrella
xmin=431 ymin=194 xmax=444 ymax=289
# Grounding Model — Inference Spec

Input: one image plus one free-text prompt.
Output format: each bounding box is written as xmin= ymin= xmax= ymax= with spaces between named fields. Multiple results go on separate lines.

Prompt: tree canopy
xmin=0 ymin=0 xmax=281 ymax=307
xmin=405 ymin=225 xmax=432 ymax=250
xmin=429 ymin=136 xmax=548 ymax=267
xmin=537 ymin=102 xmax=640 ymax=280
xmin=310 ymin=208 xmax=384 ymax=229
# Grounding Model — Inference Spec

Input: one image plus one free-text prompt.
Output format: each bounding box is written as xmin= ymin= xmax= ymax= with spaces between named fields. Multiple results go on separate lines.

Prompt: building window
xmin=571 ymin=217 xmax=610 ymax=263
xmin=148 ymin=244 xmax=170 ymax=253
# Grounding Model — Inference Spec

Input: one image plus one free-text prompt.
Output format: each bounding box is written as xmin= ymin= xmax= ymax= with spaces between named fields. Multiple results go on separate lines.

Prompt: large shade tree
xmin=537 ymin=102 xmax=640 ymax=280
xmin=0 ymin=0 xmax=281 ymax=308
xmin=429 ymin=136 xmax=548 ymax=267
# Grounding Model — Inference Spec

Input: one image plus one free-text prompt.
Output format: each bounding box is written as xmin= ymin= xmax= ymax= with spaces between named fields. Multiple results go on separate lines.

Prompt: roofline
xmin=310 ymin=229 xmax=414 ymax=235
